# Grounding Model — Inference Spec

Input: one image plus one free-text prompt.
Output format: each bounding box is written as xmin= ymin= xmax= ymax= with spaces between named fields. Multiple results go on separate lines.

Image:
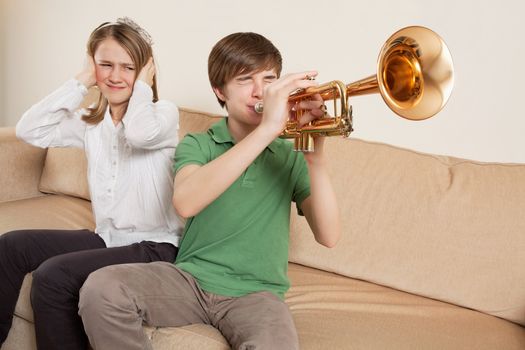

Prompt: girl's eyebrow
xmin=96 ymin=59 xmax=134 ymax=66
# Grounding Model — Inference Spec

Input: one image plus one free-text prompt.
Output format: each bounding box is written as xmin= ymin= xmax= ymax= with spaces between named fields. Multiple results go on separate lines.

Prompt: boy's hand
xmin=259 ymin=71 xmax=319 ymax=137
xmin=75 ymin=54 xmax=96 ymax=89
xmin=138 ymin=57 xmax=155 ymax=87
xmin=295 ymin=93 xmax=326 ymax=127
xmin=296 ymin=93 xmax=328 ymax=161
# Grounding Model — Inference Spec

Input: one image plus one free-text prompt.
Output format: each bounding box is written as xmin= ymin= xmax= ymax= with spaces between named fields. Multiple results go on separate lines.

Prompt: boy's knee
xmin=78 ymin=267 xmax=131 ymax=317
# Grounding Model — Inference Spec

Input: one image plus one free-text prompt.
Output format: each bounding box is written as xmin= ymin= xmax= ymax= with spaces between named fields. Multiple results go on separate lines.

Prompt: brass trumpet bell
xmin=265 ymin=26 xmax=455 ymax=152
xmin=353 ymin=25 xmax=454 ymax=121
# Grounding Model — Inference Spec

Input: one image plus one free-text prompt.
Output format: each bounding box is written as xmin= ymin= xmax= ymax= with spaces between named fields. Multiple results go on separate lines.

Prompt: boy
xmin=79 ymin=32 xmax=341 ymax=350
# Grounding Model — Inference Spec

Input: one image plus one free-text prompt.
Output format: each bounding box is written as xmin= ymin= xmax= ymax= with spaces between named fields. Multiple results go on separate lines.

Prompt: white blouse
xmin=16 ymin=79 xmax=183 ymax=248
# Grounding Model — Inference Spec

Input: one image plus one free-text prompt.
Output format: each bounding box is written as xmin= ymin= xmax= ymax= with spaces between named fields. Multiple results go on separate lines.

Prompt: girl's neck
xmin=109 ymin=103 xmax=128 ymax=125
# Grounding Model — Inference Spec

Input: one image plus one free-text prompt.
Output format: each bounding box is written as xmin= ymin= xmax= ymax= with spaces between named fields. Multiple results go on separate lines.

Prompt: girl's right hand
xmin=75 ymin=54 xmax=96 ymax=89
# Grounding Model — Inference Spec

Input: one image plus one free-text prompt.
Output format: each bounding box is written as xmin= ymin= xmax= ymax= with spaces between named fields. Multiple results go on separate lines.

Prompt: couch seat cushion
xmin=0 ymin=194 xmax=94 ymax=234
xmin=286 ymin=263 xmax=525 ymax=350
xmin=146 ymin=324 xmax=229 ymax=350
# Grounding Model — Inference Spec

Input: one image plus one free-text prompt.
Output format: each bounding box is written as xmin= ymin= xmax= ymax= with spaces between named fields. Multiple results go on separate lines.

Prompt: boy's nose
xmin=252 ymin=80 xmax=264 ymax=98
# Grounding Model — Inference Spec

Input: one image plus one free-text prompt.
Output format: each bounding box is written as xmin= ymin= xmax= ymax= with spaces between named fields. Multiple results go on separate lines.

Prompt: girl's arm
xmin=16 ymin=55 xmax=96 ymax=149
xmin=122 ymin=58 xmax=179 ymax=150
xmin=16 ymin=79 xmax=88 ymax=149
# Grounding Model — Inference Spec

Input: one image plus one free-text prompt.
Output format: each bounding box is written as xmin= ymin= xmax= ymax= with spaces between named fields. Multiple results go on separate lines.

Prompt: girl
xmin=0 ymin=18 xmax=182 ymax=350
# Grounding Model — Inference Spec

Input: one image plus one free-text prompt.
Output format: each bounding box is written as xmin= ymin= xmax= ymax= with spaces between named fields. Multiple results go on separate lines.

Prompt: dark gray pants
xmin=79 ymin=262 xmax=299 ymax=350
xmin=0 ymin=229 xmax=177 ymax=350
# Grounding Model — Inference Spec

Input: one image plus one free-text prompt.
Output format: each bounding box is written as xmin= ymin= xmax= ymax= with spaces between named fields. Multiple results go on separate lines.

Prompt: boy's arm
xmin=173 ymin=72 xmax=319 ymax=218
xmin=173 ymin=127 xmax=276 ymax=218
xmin=300 ymin=137 xmax=342 ymax=248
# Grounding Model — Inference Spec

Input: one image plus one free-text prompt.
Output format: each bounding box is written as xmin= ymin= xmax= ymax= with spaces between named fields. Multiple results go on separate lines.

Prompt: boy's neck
xmin=226 ymin=118 xmax=257 ymax=144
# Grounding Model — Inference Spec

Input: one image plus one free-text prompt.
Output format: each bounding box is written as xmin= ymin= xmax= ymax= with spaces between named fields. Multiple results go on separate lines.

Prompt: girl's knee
xmin=31 ymin=255 xmax=68 ymax=291
xmin=0 ymin=230 xmax=31 ymax=255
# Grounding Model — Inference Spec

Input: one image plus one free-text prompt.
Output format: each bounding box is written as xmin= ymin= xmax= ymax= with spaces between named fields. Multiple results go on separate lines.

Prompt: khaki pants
xmin=78 ymin=261 xmax=299 ymax=350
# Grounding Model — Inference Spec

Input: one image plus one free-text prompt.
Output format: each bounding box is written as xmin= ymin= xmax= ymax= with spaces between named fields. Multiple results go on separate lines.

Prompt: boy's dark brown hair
xmin=208 ymin=32 xmax=282 ymax=108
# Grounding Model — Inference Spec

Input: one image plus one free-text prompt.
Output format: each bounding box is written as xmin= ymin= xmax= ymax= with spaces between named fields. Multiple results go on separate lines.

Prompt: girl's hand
xmin=138 ymin=57 xmax=155 ymax=87
xmin=75 ymin=54 xmax=96 ymax=89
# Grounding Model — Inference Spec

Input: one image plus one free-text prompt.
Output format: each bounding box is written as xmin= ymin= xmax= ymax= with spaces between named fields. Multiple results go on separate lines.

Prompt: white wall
xmin=1 ymin=0 xmax=524 ymax=162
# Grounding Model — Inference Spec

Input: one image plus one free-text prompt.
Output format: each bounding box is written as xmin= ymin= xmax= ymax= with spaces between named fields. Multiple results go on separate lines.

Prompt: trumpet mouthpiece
xmin=254 ymin=102 xmax=264 ymax=114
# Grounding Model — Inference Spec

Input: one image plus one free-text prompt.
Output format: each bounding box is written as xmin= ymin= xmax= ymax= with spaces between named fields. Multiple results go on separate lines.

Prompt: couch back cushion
xmin=0 ymin=128 xmax=47 ymax=202
xmin=178 ymin=108 xmax=223 ymax=136
xmin=39 ymin=147 xmax=91 ymax=200
xmin=289 ymin=136 xmax=525 ymax=326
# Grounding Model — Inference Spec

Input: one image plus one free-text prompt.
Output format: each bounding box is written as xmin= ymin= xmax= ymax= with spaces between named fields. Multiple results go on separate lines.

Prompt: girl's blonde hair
xmin=82 ymin=18 xmax=158 ymax=124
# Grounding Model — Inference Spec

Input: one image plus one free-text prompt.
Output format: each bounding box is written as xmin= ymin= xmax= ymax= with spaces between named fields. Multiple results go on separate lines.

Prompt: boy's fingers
xmin=271 ymin=71 xmax=318 ymax=92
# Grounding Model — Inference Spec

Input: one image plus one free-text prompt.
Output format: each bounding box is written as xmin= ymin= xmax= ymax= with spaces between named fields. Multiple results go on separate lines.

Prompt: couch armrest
xmin=0 ymin=127 xmax=47 ymax=203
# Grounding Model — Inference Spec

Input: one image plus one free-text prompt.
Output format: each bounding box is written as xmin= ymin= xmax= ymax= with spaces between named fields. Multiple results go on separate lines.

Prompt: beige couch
xmin=1 ymin=107 xmax=525 ymax=350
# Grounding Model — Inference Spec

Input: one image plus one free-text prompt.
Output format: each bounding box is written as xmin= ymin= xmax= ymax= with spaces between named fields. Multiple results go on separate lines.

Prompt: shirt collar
xmin=104 ymin=108 xmax=123 ymax=131
xmin=208 ymin=118 xmax=279 ymax=153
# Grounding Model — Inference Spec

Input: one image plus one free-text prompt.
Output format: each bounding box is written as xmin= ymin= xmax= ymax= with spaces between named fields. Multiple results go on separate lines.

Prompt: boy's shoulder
xmin=179 ymin=122 xmax=217 ymax=144
xmin=180 ymin=130 xmax=212 ymax=141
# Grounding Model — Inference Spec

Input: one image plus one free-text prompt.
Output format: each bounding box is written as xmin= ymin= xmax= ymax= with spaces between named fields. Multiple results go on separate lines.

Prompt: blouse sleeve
xmin=121 ymin=80 xmax=179 ymax=150
xmin=15 ymin=79 xmax=88 ymax=149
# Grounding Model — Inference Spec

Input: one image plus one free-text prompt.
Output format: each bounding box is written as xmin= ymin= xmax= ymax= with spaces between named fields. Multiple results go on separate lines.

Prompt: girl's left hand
xmin=138 ymin=57 xmax=155 ymax=86
xmin=75 ymin=54 xmax=97 ymax=89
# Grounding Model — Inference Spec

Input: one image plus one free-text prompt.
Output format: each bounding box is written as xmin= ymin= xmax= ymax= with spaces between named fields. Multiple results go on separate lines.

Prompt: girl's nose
xmin=109 ymin=68 xmax=121 ymax=82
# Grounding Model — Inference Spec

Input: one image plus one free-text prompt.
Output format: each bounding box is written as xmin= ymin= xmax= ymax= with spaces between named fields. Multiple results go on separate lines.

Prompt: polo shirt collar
xmin=208 ymin=118 xmax=279 ymax=153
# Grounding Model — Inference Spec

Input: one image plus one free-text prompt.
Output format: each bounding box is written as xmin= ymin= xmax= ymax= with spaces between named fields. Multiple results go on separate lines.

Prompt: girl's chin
xmin=103 ymin=92 xmax=132 ymax=105
xmin=105 ymin=98 xmax=131 ymax=108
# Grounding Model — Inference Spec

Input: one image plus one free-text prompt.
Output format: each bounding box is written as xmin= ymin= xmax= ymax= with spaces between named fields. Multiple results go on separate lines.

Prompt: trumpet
xmin=255 ymin=26 xmax=454 ymax=152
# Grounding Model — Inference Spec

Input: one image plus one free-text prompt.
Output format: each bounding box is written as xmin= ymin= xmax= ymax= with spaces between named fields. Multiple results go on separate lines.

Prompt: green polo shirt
xmin=173 ymin=118 xmax=310 ymax=299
